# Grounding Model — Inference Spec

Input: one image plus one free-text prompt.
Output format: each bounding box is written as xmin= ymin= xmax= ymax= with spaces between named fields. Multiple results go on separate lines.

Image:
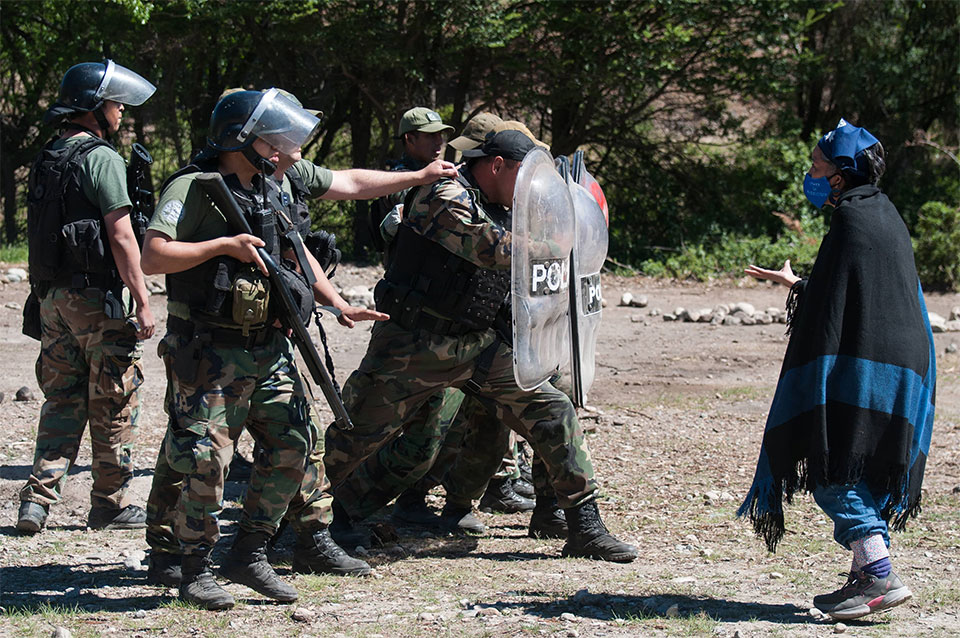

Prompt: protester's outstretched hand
xmin=744 ymin=259 xmax=801 ymax=287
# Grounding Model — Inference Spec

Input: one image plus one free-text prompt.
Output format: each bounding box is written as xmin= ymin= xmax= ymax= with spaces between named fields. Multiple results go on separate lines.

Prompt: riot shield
xmin=512 ymin=148 xmax=575 ymax=390
xmin=567 ymin=179 xmax=608 ymax=406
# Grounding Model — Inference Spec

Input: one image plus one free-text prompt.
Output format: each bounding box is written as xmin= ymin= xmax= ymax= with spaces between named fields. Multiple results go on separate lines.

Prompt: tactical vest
xmin=165 ymin=169 xmax=290 ymax=326
xmin=375 ymin=174 xmax=511 ymax=335
xmin=284 ymin=167 xmax=312 ymax=236
xmin=26 ymin=135 xmax=118 ymax=287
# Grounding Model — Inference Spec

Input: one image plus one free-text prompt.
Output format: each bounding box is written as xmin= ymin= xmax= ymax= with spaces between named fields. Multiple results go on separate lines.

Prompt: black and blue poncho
xmin=739 ymin=184 xmax=936 ymax=552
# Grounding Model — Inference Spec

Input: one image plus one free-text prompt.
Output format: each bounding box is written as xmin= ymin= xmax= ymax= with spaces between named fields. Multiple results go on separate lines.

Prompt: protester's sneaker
xmin=87 ymin=504 xmax=147 ymax=530
xmin=16 ymin=501 xmax=48 ymax=535
xmin=814 ymin=571 xmax=913 ymax=620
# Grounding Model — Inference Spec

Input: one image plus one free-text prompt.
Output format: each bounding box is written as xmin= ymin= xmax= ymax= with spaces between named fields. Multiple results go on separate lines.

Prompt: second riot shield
xmin=512 ymin=148 xmax=575 ymax=391
xmin=568 ymin=180 xmax=609 ymax=406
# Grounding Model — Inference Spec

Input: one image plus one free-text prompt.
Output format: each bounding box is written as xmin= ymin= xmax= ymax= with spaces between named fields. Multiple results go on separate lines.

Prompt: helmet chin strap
xmin=241 ymin=145 xmax=277 ymax=174
xmin=93 ymin=107 xmax=111 ymax=139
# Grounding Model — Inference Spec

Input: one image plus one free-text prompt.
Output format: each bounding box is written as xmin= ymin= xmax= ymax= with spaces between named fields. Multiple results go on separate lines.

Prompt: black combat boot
xmin=87 ymin=504 xmax=147 ymax=530
xmin=392 ymin=489 xmax=442 ymax=527
xmin=330 ymin=500 xmax=372 ymax=550
xmin=226 ymin=450 xmax=254 ymax=482
xmin=219 ymin=530 xmax=298 ymax=602
xmin=440 ymin=504 xmax=486 ymax=536
xmin=179 ymin=554 xmax=235 ymax=611
xmin=16 ymin=501 xmax=48 ymax=535
xmin=147 ymin=550 xmax=182 ymax=587
xmin=562 ymin=499 xmax=637 ymax=563
xmin=527 ymin=497 xmax=567 ymax=539
xmin=479 ymin=478 xmax=535 ymax=514
xmin=292 ymin=528 xmax=372 ymax=576
xmin=512 ymin=477 xmax=535 ymax=499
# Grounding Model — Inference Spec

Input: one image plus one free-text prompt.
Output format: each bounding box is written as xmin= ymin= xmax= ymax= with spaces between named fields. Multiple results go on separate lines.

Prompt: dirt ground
xmin=1 ymin=266 xmax=958 ymax=638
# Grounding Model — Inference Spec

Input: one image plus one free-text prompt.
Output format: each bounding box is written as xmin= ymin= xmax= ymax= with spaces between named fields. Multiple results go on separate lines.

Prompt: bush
xmin=913 ymin=201 xmax=960 ymax=291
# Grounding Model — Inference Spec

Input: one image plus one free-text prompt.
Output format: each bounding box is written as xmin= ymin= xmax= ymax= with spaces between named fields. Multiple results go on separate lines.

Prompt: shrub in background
xmin=913 ymin=201 xmax=960 ymax=291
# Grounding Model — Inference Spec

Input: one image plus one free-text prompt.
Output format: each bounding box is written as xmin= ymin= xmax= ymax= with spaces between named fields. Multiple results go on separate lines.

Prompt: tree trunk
xmin=350 ymin=97 xmax=374 ymax=260
xmin=1 ymin=152 xmax=20 ymax=245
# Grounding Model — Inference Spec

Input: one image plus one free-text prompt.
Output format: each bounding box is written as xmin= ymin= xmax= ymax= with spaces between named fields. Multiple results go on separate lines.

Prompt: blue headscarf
xmin=817 ymin=118 xmax=879 ymax=179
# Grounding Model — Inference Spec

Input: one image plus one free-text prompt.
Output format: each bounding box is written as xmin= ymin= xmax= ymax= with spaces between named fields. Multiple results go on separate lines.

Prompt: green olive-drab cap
xmin=398 ymin=107 xmax=454 ymax=137
xmin=461 ymin=129 xmax=536 ymax=161
xmin=449 ymin=112 xmax=503 ymax=151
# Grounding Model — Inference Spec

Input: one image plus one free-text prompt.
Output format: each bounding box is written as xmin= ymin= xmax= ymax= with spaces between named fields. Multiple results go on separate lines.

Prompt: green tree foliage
xmin=914 ymin=201 xmax=960 ymax=291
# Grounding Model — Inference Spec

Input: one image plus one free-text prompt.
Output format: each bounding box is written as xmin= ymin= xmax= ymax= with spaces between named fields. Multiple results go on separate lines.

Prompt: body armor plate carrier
xmin=27 ymin=134 xmax=118 ymax=287
xmin=375 ymin=176 xmax=511 ymax=336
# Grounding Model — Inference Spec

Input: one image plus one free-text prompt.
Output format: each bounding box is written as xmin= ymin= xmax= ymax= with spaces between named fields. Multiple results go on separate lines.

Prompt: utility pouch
xmin=231 ymin=269 xmax=270 ymax=336
xmin=22 ymin=291 xmax=42 ymax=340
xmin=275 ymin=259 xmax=314 ymax=327
xmin=61 ymin=219 xmax=107 ymax=272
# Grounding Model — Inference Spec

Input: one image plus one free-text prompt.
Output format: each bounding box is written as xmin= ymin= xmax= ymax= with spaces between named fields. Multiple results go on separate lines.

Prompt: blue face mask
xmin=803 ymin=173 xmax=834 ymax=208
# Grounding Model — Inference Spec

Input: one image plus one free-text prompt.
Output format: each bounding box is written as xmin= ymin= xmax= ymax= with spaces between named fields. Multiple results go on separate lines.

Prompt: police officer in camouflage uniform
xmin=142 ymin=89 xmax=455 ymax=587
xmin=336 ymin=113 xmax=542 ymax=535
xmin=370 ymin=107 xmax=453 ymax=251
xmin=140 ymin=89 xmax=389 ymax=610
xmin=17 ymin=60 xmax=157 ymax=535
xmin=324 ymin=130 xmax=637 ymax=563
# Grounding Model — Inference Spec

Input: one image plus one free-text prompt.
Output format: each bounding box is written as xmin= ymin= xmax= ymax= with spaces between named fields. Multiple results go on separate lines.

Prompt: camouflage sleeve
xmin=403 ymin=179 xmax=512 ymax=270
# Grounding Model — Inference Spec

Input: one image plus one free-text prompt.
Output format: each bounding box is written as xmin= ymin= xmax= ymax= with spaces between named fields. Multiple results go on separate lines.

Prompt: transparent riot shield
xmin=568 ymin=180 xmax=608 ymax=406
xmin=512 ymin=148 xmax=575 ymax=390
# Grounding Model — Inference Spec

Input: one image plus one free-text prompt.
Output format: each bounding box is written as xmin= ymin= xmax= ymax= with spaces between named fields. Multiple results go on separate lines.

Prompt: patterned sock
xmin=861 ymin=557 xmax=892 ymax=579
xmin=851 ymin=534 xmax=891 ymax=577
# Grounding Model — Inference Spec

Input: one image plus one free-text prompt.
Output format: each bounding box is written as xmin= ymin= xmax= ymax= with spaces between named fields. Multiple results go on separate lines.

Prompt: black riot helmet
xmin=43 ymin=60 xmax=156 ymax=126
xmin=207 ymin=88 xmax=321 ymax=173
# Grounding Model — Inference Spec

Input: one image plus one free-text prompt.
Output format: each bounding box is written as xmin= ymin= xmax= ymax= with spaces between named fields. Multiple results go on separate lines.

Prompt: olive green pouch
xmin=232 ymin=269 xmax=270 ymax=335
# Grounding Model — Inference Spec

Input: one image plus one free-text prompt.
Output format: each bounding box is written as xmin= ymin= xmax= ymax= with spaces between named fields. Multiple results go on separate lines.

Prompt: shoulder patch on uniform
xmin=160 ymin=200 xmax=184 ymax=225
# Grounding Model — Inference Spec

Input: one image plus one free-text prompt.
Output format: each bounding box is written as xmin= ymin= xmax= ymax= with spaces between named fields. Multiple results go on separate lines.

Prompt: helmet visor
xmin=95 ymin=60 xmax=156 ymax=106
xmin=239 ymin=88 xmax=321 ymax=155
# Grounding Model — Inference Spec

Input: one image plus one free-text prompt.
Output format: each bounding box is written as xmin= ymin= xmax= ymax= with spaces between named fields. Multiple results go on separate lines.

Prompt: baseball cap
xmin=461 ymin=129 xmax=536 ymax=161
xmin=448 ymin=112 xmax=503 ymax=151
xmin=397 ymin=106 xmax=454 ymax=137
xmin=495 ymin=120 xmax=549 ymax=149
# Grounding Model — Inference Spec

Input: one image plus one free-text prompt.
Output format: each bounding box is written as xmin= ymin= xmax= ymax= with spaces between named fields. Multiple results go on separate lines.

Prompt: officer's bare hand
xmin=337 ymin=306 xmax=389 ymax=328
xmin=224 ymin=234 xmax=268 ymax=275
xmin=744 ymin=260 xmax=800 ymax=287
xmin=419 ymin=159 xmax=458 ymax=183
xmin=135 ymin=303 xmax=156 ymax=339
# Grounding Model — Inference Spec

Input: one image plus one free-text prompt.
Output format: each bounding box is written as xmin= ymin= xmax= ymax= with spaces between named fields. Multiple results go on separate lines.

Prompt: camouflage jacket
xmin=402 ymin=166 xmax=512 ymax=271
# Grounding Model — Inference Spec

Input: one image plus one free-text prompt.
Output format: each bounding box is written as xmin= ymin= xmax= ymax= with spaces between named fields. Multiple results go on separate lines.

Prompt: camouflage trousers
xmin=155 ymin=329 xmax=327 ymax=555
xmin=20 ymin=287 xmax=142 ymax=510
xmin=337 ymin=389 xmax=527 ymax=520
xmin=323 ymin=321 xmax=596 ymax=514
xmin=145 ymin=402 xmax=333 ymax=555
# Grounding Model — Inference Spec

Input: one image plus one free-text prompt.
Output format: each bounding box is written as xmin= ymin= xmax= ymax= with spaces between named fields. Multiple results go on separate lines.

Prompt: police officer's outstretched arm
xmin=104 ymin=207 xmax=155 ymax=338
xmin=321 ymin=159 xmax=458 ymax=200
